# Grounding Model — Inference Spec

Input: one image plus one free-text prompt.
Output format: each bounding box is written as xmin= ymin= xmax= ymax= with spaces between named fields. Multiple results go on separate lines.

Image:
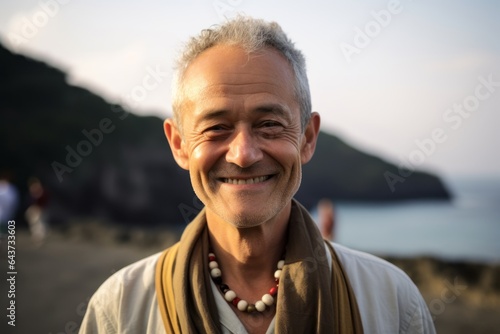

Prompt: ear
xmin=300 ymin=112 xmax=321 ymax=164
xmin=164 ymin=118 xmax=189 ymax=170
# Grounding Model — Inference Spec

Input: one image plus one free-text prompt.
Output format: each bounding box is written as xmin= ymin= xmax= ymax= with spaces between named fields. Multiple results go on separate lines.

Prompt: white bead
xmin=209 ymin=261 xmax=218 ymax=269
xmin=255 ymin=300 xmax=266 ymax=312
xmin=210 ymin=268 xmax=221 ymax=278
xmin=224 ymin=290 xmax=236 ymax=302
xmin=262 ymin=293 xmax=274 ymax=306
xmin=274 ymin=269 xmax=282 ymax=279
xmin=208 ymin=252 xmax=215 ymax=258
xmin=277 ymin=260 xmax=285 ymax=269
xmin=237 ymin=299 xmax=248 ymax=311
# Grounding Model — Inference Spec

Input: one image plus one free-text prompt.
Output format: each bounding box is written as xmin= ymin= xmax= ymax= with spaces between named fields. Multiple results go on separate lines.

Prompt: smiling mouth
xmin=221 ymin=175 xmax=272 ymax=185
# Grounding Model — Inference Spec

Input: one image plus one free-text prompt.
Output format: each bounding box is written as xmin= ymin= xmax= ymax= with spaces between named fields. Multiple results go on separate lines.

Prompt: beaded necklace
xmin=208 ymin=252 xmax=284 ymax=313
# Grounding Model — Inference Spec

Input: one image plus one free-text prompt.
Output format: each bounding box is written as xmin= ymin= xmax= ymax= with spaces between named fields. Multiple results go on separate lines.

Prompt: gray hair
xmin=171 ymin=16 xmax=312 ymax=131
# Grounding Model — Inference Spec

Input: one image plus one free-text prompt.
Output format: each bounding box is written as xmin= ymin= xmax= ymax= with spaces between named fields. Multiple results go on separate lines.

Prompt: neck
xmin=206 ymin=203 xmax=290 ymax=294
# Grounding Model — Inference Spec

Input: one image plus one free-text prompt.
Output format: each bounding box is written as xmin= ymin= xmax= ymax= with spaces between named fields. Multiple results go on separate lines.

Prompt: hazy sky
xmin=1 ymin=0 xmax=499 ymax=179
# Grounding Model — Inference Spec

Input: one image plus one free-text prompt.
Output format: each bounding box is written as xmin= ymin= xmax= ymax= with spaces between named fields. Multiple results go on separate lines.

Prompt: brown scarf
xmin=155 ymin=200 xmax=364 ymax=333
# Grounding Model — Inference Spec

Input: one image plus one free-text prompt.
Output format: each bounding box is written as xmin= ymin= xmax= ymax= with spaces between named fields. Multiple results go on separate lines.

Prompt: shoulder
xmin=100 ymin=251 xmax=161 ymax=295
xmin=332 ymin=242 xmax=413 ymax=285
xmin=80 ymin=252 xmax=165 ymax=334
xmin=331 ymin=243 xmax=435 ymax=334
xmin=331 ymin=242 xmax=419 ymax=311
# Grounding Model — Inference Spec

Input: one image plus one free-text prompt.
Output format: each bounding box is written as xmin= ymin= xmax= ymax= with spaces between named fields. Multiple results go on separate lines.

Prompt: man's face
xmin=166 ymin=45 xmax=318 ymax=228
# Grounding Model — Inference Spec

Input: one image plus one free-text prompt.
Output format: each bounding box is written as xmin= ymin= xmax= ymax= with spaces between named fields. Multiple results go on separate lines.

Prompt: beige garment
xmin=155 ymin=200 xmax=363 ymax=333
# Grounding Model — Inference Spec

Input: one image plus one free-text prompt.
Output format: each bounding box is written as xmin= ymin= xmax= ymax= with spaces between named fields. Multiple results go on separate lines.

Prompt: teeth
xmin=223 ymin=176 xmax=268 ymax=185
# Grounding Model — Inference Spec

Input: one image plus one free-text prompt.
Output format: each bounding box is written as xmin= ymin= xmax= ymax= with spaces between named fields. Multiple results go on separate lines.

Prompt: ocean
xmin=314 ymin=176 xmax=500 ymax=264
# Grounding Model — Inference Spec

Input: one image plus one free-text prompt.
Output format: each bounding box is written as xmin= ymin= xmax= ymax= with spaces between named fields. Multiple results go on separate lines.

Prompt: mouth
xmin=221 ymin=175 xmax=273 ymax=185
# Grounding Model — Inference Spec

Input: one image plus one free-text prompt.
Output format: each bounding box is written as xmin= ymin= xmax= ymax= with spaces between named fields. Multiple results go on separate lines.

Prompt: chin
xmin=220 ymin=204 xmax=284 ymax=229
xmin=206 ymin=196 xmax=291 ymax=228
xmin=231 ymin=218 xmax=267 ymax=229
xmin=223 ymin=213 xmax=267 ymax=229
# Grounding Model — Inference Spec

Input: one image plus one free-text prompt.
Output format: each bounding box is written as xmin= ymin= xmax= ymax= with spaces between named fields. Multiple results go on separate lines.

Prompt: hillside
xmin=0 ymin=43 xmax=450 ymax=226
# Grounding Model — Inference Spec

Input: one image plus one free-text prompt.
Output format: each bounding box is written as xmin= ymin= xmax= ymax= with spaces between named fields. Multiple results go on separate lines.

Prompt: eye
xmin=258 ymin=121 xmax=284 ymax=136
xmin=262 ymin=121 xmax=281 ymax=127
xmin=202 ymin=124 xmax=232 ymax=139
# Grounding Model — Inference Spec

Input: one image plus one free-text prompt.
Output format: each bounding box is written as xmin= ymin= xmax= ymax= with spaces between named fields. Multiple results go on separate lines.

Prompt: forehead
xmin=180 ymin=45 xmax=297 ymax=113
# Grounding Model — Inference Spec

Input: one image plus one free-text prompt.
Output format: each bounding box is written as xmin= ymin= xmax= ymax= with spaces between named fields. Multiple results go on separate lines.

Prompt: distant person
xmin=0 ymin=172 xmax=19 ymax=236
xmin=80 ymin=17 xmax=435 ymax=333
xmin=318 ymin=198 xmax=336 ymax=241
xmin=25 ymin=177 xmax=49 ymax=245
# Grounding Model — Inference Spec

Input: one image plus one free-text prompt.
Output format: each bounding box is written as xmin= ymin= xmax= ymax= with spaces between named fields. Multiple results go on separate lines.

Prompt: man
xmin=80 ymin=17 xmax=435 ymax=334
xmin=318 ymin=199 xmax=336 ymax=241
xmin=0 ymin=172 xmax=19 ymax=236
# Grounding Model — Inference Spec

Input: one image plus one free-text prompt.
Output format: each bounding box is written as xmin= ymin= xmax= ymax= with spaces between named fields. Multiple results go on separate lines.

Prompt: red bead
xmin=232 ymin=297 xmax=241 ymax=306
xmin=269 ymin=286 xmax=278 ymax=296
xmin=208 ymin=255 xmax=216 ymax=262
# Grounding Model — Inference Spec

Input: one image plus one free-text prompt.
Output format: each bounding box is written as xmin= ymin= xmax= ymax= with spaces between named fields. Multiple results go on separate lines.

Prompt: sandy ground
xmin=1 ymin=229 xmax=165 ymax=334
xmin=1 ymin=228 xmax=499 ymax=334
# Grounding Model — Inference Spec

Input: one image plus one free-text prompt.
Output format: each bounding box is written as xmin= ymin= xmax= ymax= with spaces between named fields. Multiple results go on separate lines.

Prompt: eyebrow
xmin=254 ymin=103 xmax=290 ymax=118
xmin=197 ymin=109 xmax=229 ymax=123
xmin=196 ymin=103 xmax=292 ymax=124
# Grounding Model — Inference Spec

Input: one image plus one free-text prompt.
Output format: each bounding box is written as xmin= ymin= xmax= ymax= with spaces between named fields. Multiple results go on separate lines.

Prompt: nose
xmin=225 ymin=126 xmax=263 ymax=168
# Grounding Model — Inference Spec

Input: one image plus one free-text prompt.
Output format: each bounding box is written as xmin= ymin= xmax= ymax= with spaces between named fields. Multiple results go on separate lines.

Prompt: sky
xmin=1 ymin=0 xmax=499 ymax=180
